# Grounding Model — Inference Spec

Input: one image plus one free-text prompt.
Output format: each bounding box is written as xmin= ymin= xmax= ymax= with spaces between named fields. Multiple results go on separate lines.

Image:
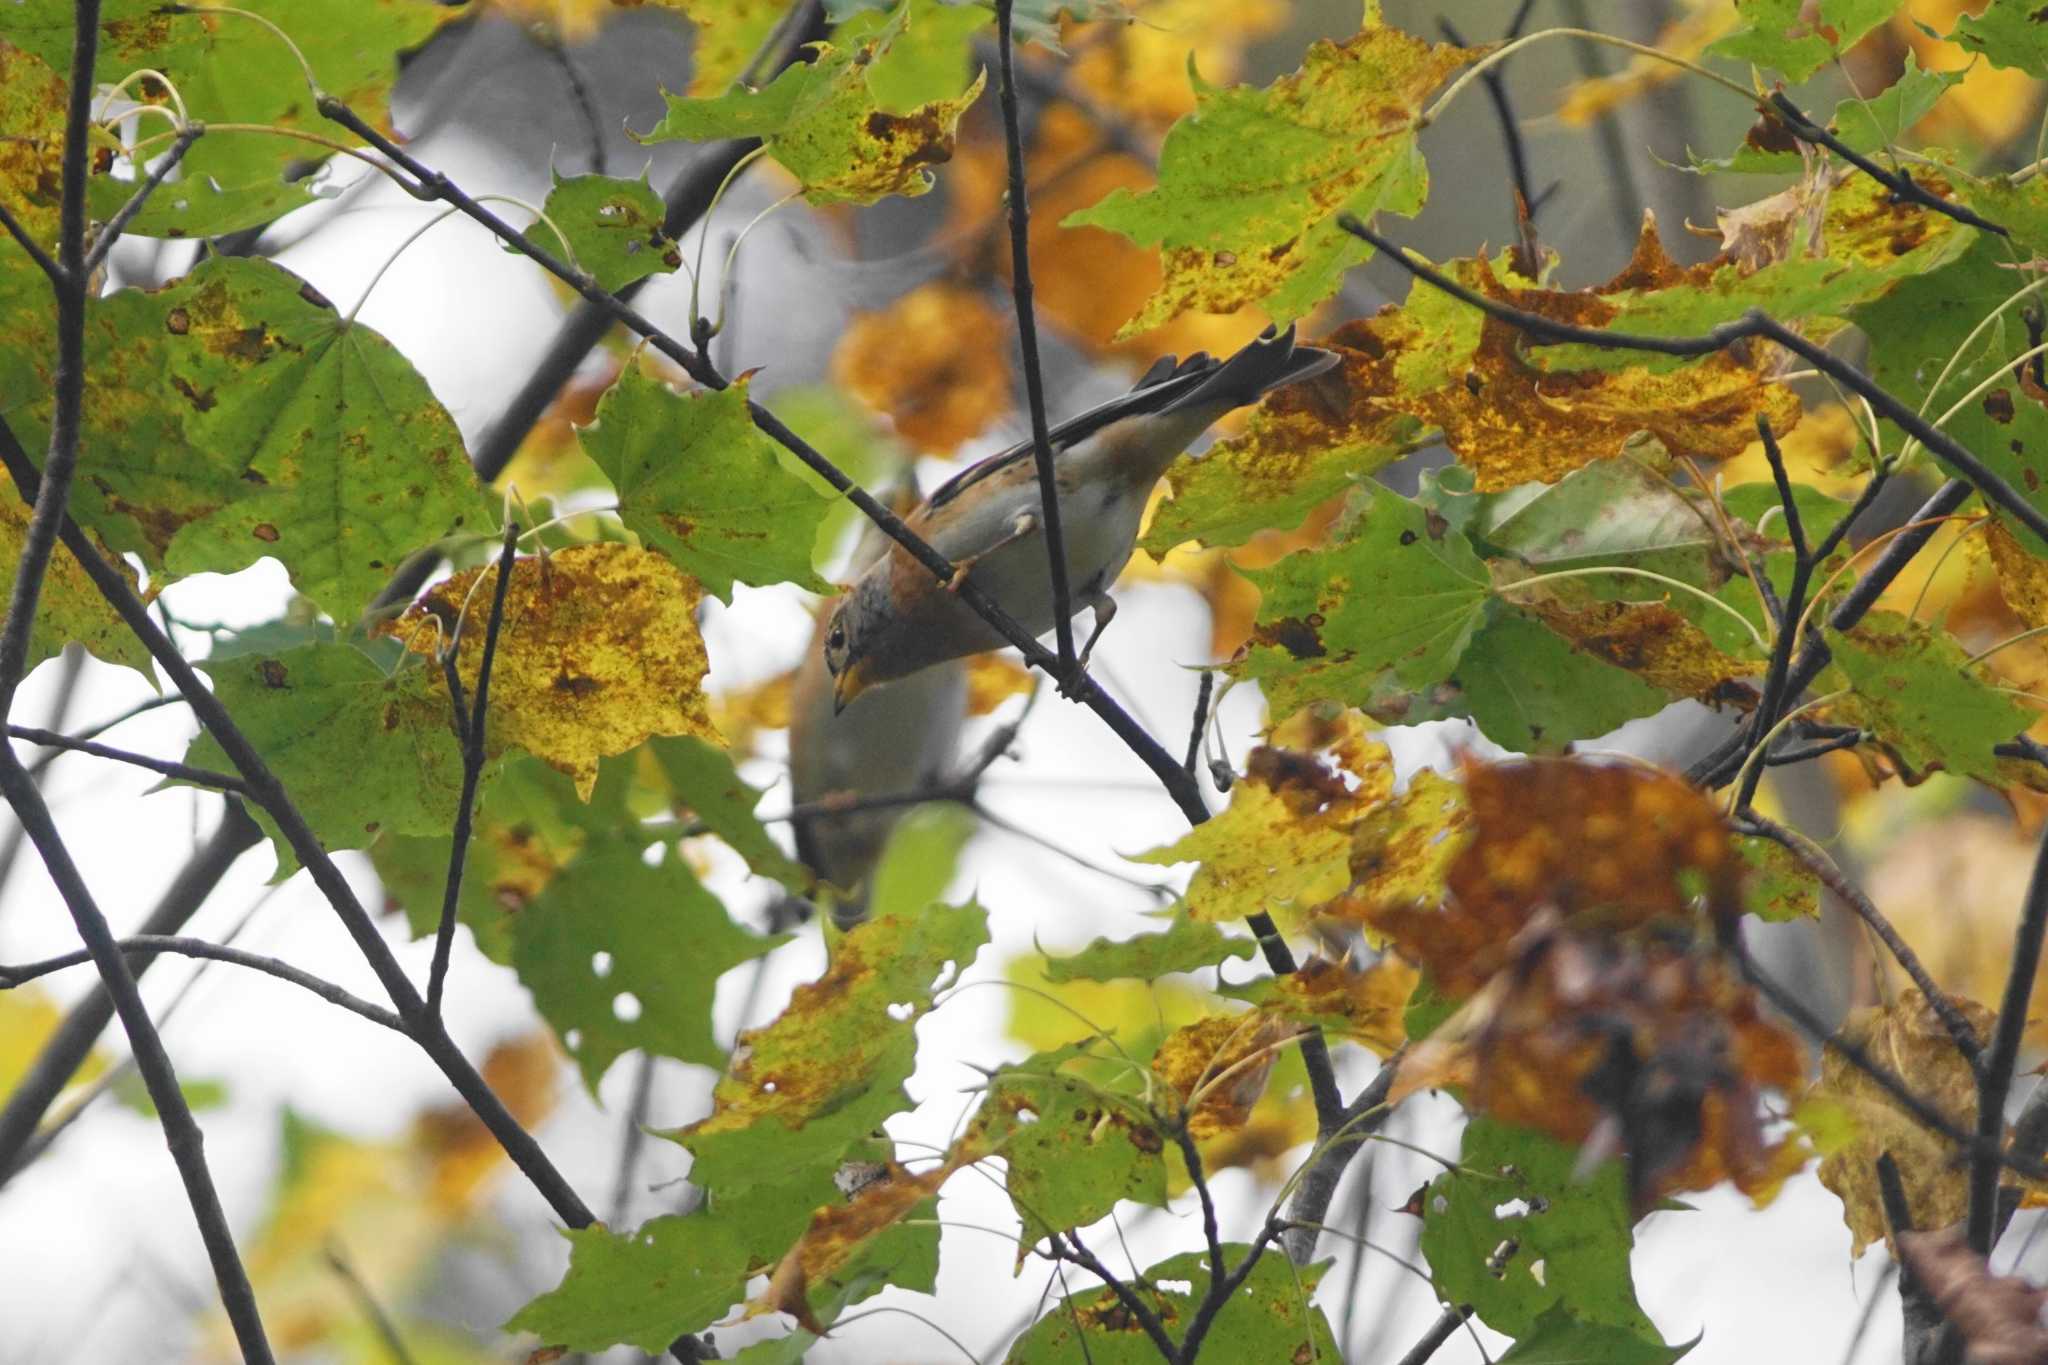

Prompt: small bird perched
xmin=824 ymin=325 xmax=1337 ymax=708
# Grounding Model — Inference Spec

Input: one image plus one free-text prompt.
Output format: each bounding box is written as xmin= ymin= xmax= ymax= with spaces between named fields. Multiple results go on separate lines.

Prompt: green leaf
xmin=513 ymin=837 xmax=786 ymax=1091
xmin=531 ymin=170 xmax=681 ymax=292
xmin=578 ymin=365 xmax=832 ymax=601
xmin=1952 ymin=0 xmax=2048 ymax=78
xmin=1010 ymin=1246 xmax=1339 ymax=1363
xmin=186 ymin=642 xmax=475 ymax=871
xmin=4 ymin=0 xmax=455 ymax=237
xmin=1827 ymin=611 xmax=2034 ymax=783
xmin=1499 ymin=1307 xmax=1697 ymax=1365
xmin=669 ymin=900 xmax=989 ymax=1194
xmin=1458 ymin=609 xmax=1670 ymax=753
xmin=1476 ymin=457 xmax=1729 ymax=591
xmin=370 ymin=751 xmax=636 ymax=964
xmin=0 ymin=467 xmax=154 ymax=681
xmin=510 ymin=1168 xmax=830 ymax=1353
xmin=833 ymin=0 xmax=990 ymax=112
xmin=1708 ymin=0 xmax=1896 ymax=81
xmin=865 ymin=803 xmax=975 ymax=922
xmin=1855 ymin=232 xmax=2048 ymax=551
xmin=1696 ymin=55 xmax=1961 ymax=175
xmin=1233 ymin=483 xmax=1492 ymax=718
xmin=1421 ymin=1117 xmax=1663 ymax=1343
xmin=1041 ymin=909 xmax=1255 ymax=983
xmin=635 ymin=16 xmax=986 ymax=205
xmin=650 ymin=735 xmax=810 ymax=890
xmin=1738 ymin=834 xmax=1820 ymax=921
xmin=678 ymin=0 xmax=797 ymax=97
xmin=1064 ymin=8 xmax=1473 ymax=332
xmin=765 ymin=384 xmax=911 ymax=570
xmin=1 ymin=256 xmax=489 ymax=624
xmin=966 ymin=1045 xmax=1168 ymax=1244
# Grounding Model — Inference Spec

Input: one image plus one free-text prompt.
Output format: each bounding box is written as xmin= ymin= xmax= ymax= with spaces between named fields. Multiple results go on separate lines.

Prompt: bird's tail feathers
xmin=1166 ymin=324 xmax=1338 ymax=416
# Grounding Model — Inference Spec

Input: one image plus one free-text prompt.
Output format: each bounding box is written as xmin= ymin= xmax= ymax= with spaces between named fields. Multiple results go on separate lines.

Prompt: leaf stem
xmin=1418 ymin=27 xmax=1754 ymax=130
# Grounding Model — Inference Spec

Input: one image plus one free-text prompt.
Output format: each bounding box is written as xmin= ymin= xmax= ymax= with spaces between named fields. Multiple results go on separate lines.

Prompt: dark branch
xmin=0 ymin=803 xmax=259 ymax=1184
xmin=1184 ymin=670 xmax=1214 ymax=777
xmin=0 ymin=414 xmax=602 ymax=1237
xmin=1734 ymin=418 xmax=1817 ymax=812
xmin=0 ymin=744 xmax=273 ymax=1360
xmin=0 ymin=201 xmax=63 ymax=286
xmin=427 ymin=518 xmax=518 ymax=1017
xmin=0 ymin=933 xmax=406 ymax=1033
xmin=6 ymin=723 xmax=248 ymax=792
xmin=994 ymin=0 xmax=1078 ymax=675
xmin=1337 ymin=216 xmax=2048 ymax=547
xmin=1393 ymin=1305 xmax=1472 ymax=1365
xmin=1878 ymin=1153 xmax=1951 ymax=1365
xmin=1967 ymin=815 xmax=2048 ymax=1252
xmin=1283 ymin=1050 xmax=1403 ymax=1266
xmin=1046 ymin=1229 xmax=1179 ymax=1360
xmin=1764 ymin=93 xmax=2009 ymax=239
xmin=81 ymin=125 xmax=204 ymax=277
xmin=1738 ymin=812 xmax=1981 ymax=1063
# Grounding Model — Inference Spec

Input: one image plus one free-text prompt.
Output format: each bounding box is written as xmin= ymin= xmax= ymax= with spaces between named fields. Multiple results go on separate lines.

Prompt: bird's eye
xmin=827 ymin=622 xmax=846 ymax=651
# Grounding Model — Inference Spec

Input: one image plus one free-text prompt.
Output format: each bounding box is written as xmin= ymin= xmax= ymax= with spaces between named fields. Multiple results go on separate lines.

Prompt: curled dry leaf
xmin=1150 ymin=1010 xmax=1299 ymax=1138
xmin=386 ymin=543 xmax=719 ymax=798
xmin=1810 ymin=988 xmax=1999 ymax=1255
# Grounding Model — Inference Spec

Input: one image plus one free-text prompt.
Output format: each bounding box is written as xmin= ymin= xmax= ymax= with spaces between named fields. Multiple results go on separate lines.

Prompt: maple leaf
xmin=830 ymin=281 xmax=1012 ymax=453
xmin=386 ymin=543 xmax=719 ymax=798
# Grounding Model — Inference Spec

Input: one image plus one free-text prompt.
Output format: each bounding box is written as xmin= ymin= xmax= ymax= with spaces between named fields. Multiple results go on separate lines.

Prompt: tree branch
xmin=0 ymin=932 xmax=406 ymax=1032
xmin=1336 ymin=216 xmax=2048 ymax=546
xmin=314 ymin=84 xmax=1349 ymax=1175
xmin=0 ymin=201 xmax=63 ymax=286
xmin=994 ymin=0 xmax=1078 ymax=675
xmin=0 ymin=746 xmax=272 ymax=1361
xmin=1046 ymin=1229 xmax=1180 ymax=1360
xmin=1737 ymin=811 xmax=1981 ymax=1063
xmin=427 ymin=517 xmax=518 ymax=1017
xmin=1966 ymin=814 xmax=2048 ymax=1252
xmin=6 ymin=723 xmax=248 ymax=792
xmin=1764 ymin=92 xmax=2008 ymax=239
xmin=0 ymin=802 xmax=259 ymax=1183
xmin=1394 ymin=1305 xmax=1473 ymax=1365
xmin=1283 ymin=1050 xmax=1402 ymax=1266
xmin=80 ymin=125 xmax=204 ymax=277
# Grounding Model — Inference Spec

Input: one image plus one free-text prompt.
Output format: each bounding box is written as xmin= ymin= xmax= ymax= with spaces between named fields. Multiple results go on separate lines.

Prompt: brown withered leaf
xmin=830 ymin=282 xmax=1011 ymax=454
xmin=1898 ymin=1227 xmax=2048 ymax=1365
xmin=1150 ymin=1011 xmax=1298 ymax=1139
xmin=1249 ymin=954 xmax=1417 ymax=1056
xmin=1811 ymin=989 xmax=1997 ymax=1255
xmin=386 ymin=544 xmax=718 ymax=797
xmin=1513 ymin=591 xmax=1757 ymax=706
xmin=1409 ymin=228 xmax=1804 ymax=491
xmin=1369 ymin=758 xmax=1746 ymax=999
xmin=1397 ymin=930 xmax=1807 ymax=1208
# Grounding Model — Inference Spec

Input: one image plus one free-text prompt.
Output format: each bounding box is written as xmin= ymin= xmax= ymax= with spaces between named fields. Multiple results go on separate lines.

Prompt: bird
xmin=788 ymin=567 xmax=968 ymax=927
xmin=822 ymin=324 xmax=1338 ymax=709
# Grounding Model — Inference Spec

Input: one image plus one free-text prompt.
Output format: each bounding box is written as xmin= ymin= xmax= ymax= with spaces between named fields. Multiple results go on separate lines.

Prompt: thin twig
xmin=1967 ymin=816 xmax=2048 ymax=1252
xmin=0 ymin=748 xmax=273 ymax=1360
xmin=994 ymin=0 xmax=1078 ymax=676
xmin=0 ymin=803 xmax=259 ymax=1183
xmin=1738 ymin=811 xmax=1981 ymax=1062
xmin=427 ymin=519 xmax=518 ymax=1017
xmin=607 ymin=1052 xmax=658 ymax=1230
xmin=1878 ymin=1153 xmax=1950 ymax=1365
xmin=5 ymin=724 xmax=247 ymax=792
xmin=1184 ymin=671 xmax=1213 ymax=778
xmin=0 ymin=934 xmax=405 ymax=1032
xmin=313 ymin=87 xmax=1348 ymax=1176
xmin=1393 ymin=1305 xmax=1472 ymax=1365
xmin=1048 ymin=1229 xmax=1179 ymax=1360
xmin=1765 ymin=93 xmax=2009 ymax=238
xmin=0 ymin=201 xmax=63 ymax=285
xmin=324 ymin=1242 xmax=420 ymax=1365
xmin=0 ymin=416 xmax=602 ymax=1235
xmin=1283 ymin=1051 xmax=1403 ymax=1266
xmin=1336 ymin=217 xmax=2048 ymax=547
xmin=81 ymin=124 xmax=204 ymax=276
xmin=1170 ymin=1122 xmax=1230 ymax=1362
xmin=1734 ymin=417 xmax=1819 ymax=811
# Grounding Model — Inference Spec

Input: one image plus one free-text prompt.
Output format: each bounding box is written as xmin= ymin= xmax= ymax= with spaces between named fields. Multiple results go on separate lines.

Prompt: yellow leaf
xmin=1150 ymin=1010 xmax=1296 ymax=1138
xmin=1555 ymin=0 xmax=1735 ymax=125
xmin=964 ymin=651 xmax=1034 ymax=716
xmin=830 ymin=282 xmax=1010 ymax=454
xmin=388 ymin=543 xmax=718 ymax=798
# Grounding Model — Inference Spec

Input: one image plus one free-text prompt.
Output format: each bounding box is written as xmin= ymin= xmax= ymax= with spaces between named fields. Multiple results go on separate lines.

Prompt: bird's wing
xmin=921 ymin=351 xmax=1216 ymax=512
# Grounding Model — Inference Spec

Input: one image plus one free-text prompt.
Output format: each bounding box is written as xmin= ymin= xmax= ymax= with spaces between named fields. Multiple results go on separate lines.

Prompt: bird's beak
xmin=832 ymin=660 xmax=875 ymax=714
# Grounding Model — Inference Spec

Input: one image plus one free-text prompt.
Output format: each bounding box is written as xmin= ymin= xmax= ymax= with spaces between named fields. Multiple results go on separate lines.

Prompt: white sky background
xmin=6 ymin=3 xmax=2040 ymax=1362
